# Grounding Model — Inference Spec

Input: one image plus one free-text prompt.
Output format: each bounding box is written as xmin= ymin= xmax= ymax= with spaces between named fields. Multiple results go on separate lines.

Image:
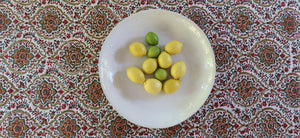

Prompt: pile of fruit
xmin=126 ymin=32 xmax=186 ymax=94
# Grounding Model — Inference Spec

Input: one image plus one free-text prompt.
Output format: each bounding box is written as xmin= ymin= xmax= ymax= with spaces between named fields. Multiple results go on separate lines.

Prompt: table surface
xmin=0 ymin=0 xmax=299 ymax=137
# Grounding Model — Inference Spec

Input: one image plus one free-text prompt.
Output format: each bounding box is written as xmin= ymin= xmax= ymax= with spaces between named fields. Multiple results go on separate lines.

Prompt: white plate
xmin=99 ymin=9 xmax=215 ymax=128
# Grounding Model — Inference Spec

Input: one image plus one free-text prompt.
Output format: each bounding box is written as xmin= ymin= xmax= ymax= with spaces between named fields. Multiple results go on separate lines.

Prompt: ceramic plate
xmin=99 ymin=9 xmax=215 ymax=128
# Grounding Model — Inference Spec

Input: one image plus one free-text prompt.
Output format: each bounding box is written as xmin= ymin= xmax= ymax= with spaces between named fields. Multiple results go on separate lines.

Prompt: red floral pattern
xmin=89 ymin=12 xmax=111 ymax=33
xmin=250 ymin=39 xmax=288 ymax=73
xmin=233 ymin=12 xmax=253 ymax=32
xmin=36 ymin=81 xmax=57 ymax=104
xmin=214 ymin=44 xmax=231 ymax=67
xmin=108 ymin=116 xmax=131 ymax=137
xmin=200 ymin=109 xmax=240 ymax=137
xmin=77 ymin=74 xmax=108 ymax=109
xmin=0 ymin=6 xmax=23 ymax=38
xmin=57 ymin=117 xmax=80 ymax=137
xmin=40 ymin=12 xmax=62 ymax=33
xmin=273 ymin=8 xmax=300 ymax=40
xmin=183 ymin=7 xmax=216 ymax=33
xmin=161 ymin=125 xmax=182 ymax=137
xmin=85 ymin=80 xmax=103 ymax=104
xmin=54 ymin=40 xmax=92 ymax=74
xmin=276 ymin=74 xmax=300 ymax=107
xmin=0 ymin=76 xmax=18 ymax=106
xmin=253 ymin=0 xmax=276 ymax=6
xmin=228 ymin=73 xmax=266 ymax=107
xmin=1 ymin=40 xmax=45 ymax=73
xmin=252 ymin=108 xmax=289 ymax=137
xmin=259 ymin=114 xmax=281 ymax=137
xmin=0 ymin=83 xmax=6 ymax=100
xmin=29 ymin=5 xmax=72 ymax=39
xmin=11 ymin=46 xmax=34 ymax=68
xmin=62 ymin=46 xmax=85 ymax=69
xmin=225 ymin=7 xmax=261 ymax=38
xmin=80 ymin=6 xmax=117 ymax=39
xmin=0 ymin=11 xmax=11 ymax=32
xmin=257 ymin=45 xmax=279 ymax=66
xmin=6 ymin=117 xmax=29 ymax=137
xmin=235 ymin=79 xmax=257 ymax=101
xmin=280 ymin=14 xmax=299 ymax=34
xmin=0 ymin=0 xmax=299 ymax=137
xmin=13 ymin=0 xmax=37 ymax=5
xmin=211 ymin=116 xmax=232 ymax=137
xmin=284 ymin=79 xmax=299 ymax=102
xmin=212 ymin=39 xmax=239 ymax=72
xmin=25 ymin=75 xmax=65 ymax=109
xmin=188 ymin=12 xmax=207 ymax=29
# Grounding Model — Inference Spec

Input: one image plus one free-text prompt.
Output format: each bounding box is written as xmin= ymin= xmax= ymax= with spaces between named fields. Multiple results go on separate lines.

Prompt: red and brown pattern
xmin=251 ymin=108 xmax=291 ymax=137
xmin=0 ymin=110 xmax=41 ymax=137
xmin=225 ymin=6 xmax=262 ymax=38
xmin=0 ymin=76 xmax=18 ymax=106
xmin=227 ymin=72 xmax=267 ymax=107
xmin=79 ymin=5 xmax=119 ymax=39
xmin=183 ymin=6 xmax=216 ymax=33
xmin=12 ymin=0 xmax=37 ymax=5
xmin=0 ymin=11 xmax=11 ymax=32
xmin=276 ymin=73 xmax=300 ymax=108
xmin=249 ymin=39 xmax=289 ymax=73
xmin=160 ymin=0 xmax=183 ymax=5
xmin=0 ymin=5 xmax=23 ymax=38
xmin=207 ymin=0 xmax=230 ymax=6
xmin=48 ymin=110 xmax=90 ymax=137
xmin=253 ymin=0 xmax=277 ymax=7
xmin=76 ymin=74 xmax=108 ymax=109
xmin=24 ymin=75 xmax=66 ymax=109
xmin=161 ymin=125 xmax=182 ymax=137
xmin=1 ymin=40 xmax=46 ymax=74
xmin=108 ymin=116 xmax=132 ymax=137
xmin=53 ymin=40 xmax=94 ymax=74
xmin=112 ymin=0 xmax=136 ymax=6
xmin=6 ymin=117 xmax=29 ymax=137
xmin=212 ymin=38 xmax=240 ymax=72
xmin=62 ymin=0 xmax=85 ymax=5
xmin=272 ymin=8 xmax=300 ymax=40
xmin=0 ymin=0 xmax=298 ymax=137
xmin=200 ymin=109 xmax=241 ymax=137
xmin=29 ymin=5 xmax=73 ymax=39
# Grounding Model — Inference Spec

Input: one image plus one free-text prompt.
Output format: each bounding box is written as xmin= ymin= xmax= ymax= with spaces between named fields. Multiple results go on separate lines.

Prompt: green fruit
xmin=145 ymin=32 xmax=159 ymax=45
xmin=154 ymin=68 xmax=168 ymax=81
xmin=147 ymin=46 xmax=161 ymax=58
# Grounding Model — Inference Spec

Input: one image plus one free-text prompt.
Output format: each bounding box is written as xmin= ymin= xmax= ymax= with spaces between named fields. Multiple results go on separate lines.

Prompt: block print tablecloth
xmin=0 ymin=0 xmax=299 ymax=137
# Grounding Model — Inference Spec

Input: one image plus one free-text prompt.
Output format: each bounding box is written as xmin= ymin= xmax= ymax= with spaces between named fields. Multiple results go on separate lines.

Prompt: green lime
xmin=145 ymin=32 xmax=159 ymax=45
xmin=147 ymin=46 xmax=161 ymax=58
xmin=154 ymin=68 xmax=168 ymax=81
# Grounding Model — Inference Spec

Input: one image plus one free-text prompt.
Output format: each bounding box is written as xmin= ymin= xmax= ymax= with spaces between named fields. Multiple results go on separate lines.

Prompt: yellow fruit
xmin=126 ymin=67 xmax=145 ymax=83
xmin=158 ymin=51 xmax=172 ymax=68
xmin=142 ymin=58 xmax=157 ymax=74
xmin=171 ymin=61 xmax=186 ymax=79
xmin=165 ymin=40 xmax=183 ymax=55
xmin=129 ymin=42 xmax=146 ymax=57
xmin=163 ymin=79 xmax=181 ymax=94
xmin=144 ymin=78 xmax=162 ymax=94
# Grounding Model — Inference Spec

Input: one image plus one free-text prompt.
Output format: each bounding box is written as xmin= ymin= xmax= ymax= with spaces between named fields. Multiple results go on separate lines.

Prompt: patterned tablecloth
xmin=0 ymin=0 xmax=299 ymax=137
